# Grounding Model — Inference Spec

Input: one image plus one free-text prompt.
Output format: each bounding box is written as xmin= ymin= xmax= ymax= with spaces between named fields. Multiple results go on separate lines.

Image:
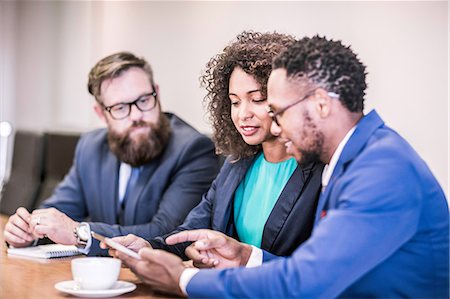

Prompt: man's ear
xmin=93 ymin=103 xmax=107 ymax=124
xmin=315 ymin=89 xmax=332 ymax=118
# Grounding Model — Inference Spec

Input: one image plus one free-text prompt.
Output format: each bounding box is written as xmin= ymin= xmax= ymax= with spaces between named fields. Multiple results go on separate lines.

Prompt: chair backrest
xmin=32 ymin=132 xmax=80 ymax=208
xmin=0 ymin=131 xmax=45 ymax=215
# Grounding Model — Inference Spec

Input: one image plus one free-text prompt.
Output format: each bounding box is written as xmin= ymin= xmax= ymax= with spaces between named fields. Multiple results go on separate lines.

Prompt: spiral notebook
xmin=7 ymin=244 xmax=81 ymax=259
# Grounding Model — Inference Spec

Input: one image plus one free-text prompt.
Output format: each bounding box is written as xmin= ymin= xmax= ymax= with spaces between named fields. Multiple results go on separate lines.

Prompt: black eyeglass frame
xmin=266 ymin=89 xmax=318 ymax=126
xmin=102 ymin=90 xmax=158 ymax=120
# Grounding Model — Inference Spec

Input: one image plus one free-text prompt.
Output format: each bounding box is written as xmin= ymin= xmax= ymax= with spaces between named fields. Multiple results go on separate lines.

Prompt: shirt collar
xmin=321 ymin=126 xmax=356 ymax=189
xmin=118 ymin=163 xmax=132 ymax=201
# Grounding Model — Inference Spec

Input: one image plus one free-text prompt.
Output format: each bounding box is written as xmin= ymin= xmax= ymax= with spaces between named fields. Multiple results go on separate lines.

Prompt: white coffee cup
xmin=71 ymin=257 xmax=121 ymax=290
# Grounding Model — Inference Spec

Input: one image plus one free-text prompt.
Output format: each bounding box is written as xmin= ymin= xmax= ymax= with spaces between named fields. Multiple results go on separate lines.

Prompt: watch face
xmin=78 ymin=225 xmax=90 ymax=240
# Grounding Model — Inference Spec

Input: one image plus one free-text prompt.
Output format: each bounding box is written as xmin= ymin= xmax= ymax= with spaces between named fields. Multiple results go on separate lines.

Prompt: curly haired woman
xmin=106 ymin=31 xmax=323 ymax=265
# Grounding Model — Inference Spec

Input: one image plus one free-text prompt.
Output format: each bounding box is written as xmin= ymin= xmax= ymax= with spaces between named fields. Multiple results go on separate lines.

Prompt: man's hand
xmin=3 ymin=207 xmax=35 ymax=247
xmin=99 ymin=234 xmax=151 ymax=258
xmin=166 ymin=229 xmax=253 ymax=269
xmin=29 ymin=208 xmax=79 ymax=245
xmin=115 ymin=247 xmax=186 ymax=297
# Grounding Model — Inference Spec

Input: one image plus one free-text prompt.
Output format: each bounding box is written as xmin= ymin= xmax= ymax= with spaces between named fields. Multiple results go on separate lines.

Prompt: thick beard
xmin=296 ymin=110 xmax=324 ymax=168
xmin=108 ymin=113 xmax=171 ymax=167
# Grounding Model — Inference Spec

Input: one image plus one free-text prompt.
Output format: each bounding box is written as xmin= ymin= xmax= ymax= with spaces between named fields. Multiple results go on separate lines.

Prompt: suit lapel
xmin=100 ymin=147 xmax=120 ymax=224
xmin=314 ymin=110 xmax=385 ymax=225
xmin=214 ymin=156 xmax=254 ymax=236
xmin=261 ymin=164 xmax=306 ymax=250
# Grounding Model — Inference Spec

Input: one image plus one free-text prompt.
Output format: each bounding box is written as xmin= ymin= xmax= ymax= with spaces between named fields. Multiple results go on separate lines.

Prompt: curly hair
xmin=201 ymin=31 xmax=295 ymax=160
xmin=273 ymin=35 xmax=367 ymax=112
xmin=88 ymin=52 xmax=155 ymax=104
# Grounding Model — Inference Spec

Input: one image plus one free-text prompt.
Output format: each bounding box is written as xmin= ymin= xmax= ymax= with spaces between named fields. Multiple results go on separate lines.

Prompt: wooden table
xmin=0 ymin=215 xmax=172 ymax=298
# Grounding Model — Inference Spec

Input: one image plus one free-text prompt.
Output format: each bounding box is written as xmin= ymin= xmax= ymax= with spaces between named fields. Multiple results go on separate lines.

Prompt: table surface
xmin=0 ymin=214 xmax=173 ymax=298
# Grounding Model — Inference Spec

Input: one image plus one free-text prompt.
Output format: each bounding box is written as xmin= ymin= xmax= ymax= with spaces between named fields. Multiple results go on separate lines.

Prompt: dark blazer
xmin=41 ymin=113 xmax=220 ymax=255
xmin=150 ymin=154 xmax=323 ymax=258
xmin=187 ymin=110 xmax=449 ymax=298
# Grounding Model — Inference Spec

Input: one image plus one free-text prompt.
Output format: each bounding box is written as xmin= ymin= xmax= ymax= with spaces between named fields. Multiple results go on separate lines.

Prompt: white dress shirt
xmin=321 ymin=126 xmax=356 ymax=190
xmin=118 ymin=163 xmax=133 ymax=203
xmin=81 ymin=162 xmax=133 ymax=254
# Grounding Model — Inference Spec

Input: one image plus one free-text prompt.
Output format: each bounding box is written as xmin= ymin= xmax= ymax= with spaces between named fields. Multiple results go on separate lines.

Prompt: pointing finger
xmin=165 ymin=229 xmax=224 ymax=245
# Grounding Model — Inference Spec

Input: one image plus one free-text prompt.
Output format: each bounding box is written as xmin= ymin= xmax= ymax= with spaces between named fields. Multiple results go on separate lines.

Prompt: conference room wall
xmin=0 ymin=1 xmax=448 ymax=197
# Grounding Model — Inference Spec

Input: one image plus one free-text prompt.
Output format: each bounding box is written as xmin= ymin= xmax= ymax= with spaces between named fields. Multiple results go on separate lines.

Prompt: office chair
xmin=32 ymin=132 xmax=80 ymax=209
xmin=0 ymin=131 xmax=45 ymax=215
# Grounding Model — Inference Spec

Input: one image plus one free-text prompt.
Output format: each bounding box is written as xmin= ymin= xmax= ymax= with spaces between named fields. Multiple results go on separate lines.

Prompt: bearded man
xmin=3 ymin=52 xmax=220 ymax=255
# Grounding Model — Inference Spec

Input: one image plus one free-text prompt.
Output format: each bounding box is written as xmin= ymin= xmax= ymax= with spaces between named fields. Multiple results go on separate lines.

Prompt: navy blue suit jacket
xmin=150 ymin=154 xmax=323 ymax=258
xmin=41 ymin=113 xmax=220 ymax=255
xmin=187 ymin=110 xmax=449 ymax=298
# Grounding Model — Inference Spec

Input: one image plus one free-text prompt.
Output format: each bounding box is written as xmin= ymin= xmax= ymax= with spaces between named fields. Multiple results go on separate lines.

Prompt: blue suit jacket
xmin=187 ymin=110 xmax=449 ymax=298
xmin=41 ymin=113 xmax=220 ymax=255
xmin=150 ymin=155 xmax=323 ymax=258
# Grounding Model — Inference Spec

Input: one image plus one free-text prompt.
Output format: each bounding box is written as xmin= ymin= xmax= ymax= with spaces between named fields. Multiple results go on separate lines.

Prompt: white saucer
xmin=54 ymin=280 xmax=136 ymax=298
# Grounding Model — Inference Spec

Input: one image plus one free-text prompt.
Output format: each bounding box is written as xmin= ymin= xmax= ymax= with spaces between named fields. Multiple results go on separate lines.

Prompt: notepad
xmin=7 ymin=244 xmax=81 ymax=259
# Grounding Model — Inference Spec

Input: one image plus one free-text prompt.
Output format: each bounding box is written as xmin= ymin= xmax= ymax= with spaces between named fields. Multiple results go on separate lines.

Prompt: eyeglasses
xmin=102 ymin=91 xmax=158 ymax=120
xmin=266 ymin=89 xmax=339 ymax=126
xmin=266 ymin=89 xmax=317 ymax=126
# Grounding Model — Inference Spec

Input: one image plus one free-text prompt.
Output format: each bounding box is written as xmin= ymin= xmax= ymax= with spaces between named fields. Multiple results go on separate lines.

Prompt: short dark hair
xmin=201 ymin=31 xmax=295 ymax=159
xmin=88 ymin=52 xmax=155 ymax=104
xmin=273 ymin=35 xmax=367 ymax=112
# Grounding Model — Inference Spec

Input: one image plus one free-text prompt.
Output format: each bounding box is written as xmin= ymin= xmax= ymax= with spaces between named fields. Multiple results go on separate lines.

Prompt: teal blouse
xmin=233 ymin=152 xmax=297 ymax=247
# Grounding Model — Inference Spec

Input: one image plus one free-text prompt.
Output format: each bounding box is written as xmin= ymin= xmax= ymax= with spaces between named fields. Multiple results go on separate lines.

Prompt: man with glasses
xmin=4 ymin=52 xmax=220 ymax=255
xmin=109 ymin=37 xmax=448 ymax=298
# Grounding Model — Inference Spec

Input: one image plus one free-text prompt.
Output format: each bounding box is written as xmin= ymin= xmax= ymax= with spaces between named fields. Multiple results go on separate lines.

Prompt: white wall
xmin=0 ymin=1 xmax=17 ymax=183
xmin=1 ymin=1 xmax=448 ymax=196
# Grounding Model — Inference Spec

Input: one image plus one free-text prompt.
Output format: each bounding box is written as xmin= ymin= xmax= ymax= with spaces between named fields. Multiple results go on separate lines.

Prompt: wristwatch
xmin=74 ymin=222 xmax=90 ymax=249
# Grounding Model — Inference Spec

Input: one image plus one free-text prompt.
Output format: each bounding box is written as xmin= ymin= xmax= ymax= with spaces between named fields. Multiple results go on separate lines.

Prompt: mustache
xmin=130 ymin=120 xmax=152 ymax=128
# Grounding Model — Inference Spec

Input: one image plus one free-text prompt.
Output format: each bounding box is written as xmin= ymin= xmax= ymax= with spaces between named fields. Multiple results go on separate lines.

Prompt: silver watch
xmin=74 ymin=222 xmax=90 ymax=249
